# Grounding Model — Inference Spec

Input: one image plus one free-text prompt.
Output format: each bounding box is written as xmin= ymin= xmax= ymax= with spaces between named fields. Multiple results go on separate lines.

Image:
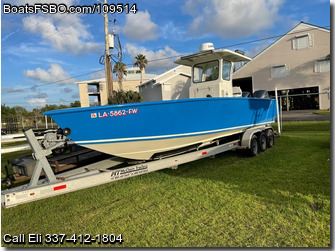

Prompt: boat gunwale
xmin=44 ymin=97 xmax=275 ymax=116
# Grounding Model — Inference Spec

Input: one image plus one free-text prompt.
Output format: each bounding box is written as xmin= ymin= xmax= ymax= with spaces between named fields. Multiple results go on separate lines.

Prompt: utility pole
xmin=104 ymin=0 xmax=113 ymax=100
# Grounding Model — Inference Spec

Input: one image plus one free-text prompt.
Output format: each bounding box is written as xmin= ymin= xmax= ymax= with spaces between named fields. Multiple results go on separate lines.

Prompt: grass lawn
xmin=1 ymin=121 xmax=331 ymax=247
xmin=314 ymin=110 xmax=330 ymax=116
xmin=1 ymin=140 xmax=28 ymax=148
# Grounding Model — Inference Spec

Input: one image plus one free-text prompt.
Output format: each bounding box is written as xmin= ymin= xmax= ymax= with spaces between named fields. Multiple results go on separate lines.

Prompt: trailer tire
xmin=266 ymin=129 xmax=274 ymax=148
xmin=258 ymin=132 xmax=267 ymax=152
xmin=248 ymin=135 xmax=258 ymax=157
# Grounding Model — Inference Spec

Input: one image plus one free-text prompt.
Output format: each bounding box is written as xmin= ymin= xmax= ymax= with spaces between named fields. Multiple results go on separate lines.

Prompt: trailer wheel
xmin=258 ymin=132 xmax=267 ymax=152
xmin=266 ymin=129 xmax=274 ymax=148
xmin=248 ymin=134 xmax=258 ymax=157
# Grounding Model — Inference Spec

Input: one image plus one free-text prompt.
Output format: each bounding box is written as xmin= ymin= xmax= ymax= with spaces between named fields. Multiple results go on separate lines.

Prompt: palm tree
xmin=134 ymin=54 xmax=148 ymax=84
xmin=113 ymin=62 xmax=127 ymax=91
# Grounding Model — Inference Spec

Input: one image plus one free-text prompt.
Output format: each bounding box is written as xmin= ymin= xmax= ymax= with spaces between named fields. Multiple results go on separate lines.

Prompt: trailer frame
xmin=1 ymin=125 xmax=274 ymax=208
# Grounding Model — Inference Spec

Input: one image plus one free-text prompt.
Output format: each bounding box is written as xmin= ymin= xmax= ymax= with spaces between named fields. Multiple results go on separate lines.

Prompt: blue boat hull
xmin=44 ymin=97 xmax=277 ymax=160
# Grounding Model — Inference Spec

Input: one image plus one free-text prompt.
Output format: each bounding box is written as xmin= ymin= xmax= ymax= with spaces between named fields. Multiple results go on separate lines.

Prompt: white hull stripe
xmin=76 ymin=121 xmax=274 ymax=145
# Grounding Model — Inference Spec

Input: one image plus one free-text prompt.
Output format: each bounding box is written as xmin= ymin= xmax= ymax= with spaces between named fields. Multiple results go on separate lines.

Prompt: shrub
xmin=108 ymin=90 xmax=143 ymax=104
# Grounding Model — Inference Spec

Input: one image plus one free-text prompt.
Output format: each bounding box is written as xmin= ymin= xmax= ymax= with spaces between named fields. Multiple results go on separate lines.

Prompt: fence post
xmin=275 ymin=87 xmax=281 ymax=135
xmin=45 ymin=115 xmax=48 ymax=129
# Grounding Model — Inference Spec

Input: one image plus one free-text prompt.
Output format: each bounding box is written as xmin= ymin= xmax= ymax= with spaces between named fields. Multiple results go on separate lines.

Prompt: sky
xmin=0 ymin=0 xmax=331 ymax=110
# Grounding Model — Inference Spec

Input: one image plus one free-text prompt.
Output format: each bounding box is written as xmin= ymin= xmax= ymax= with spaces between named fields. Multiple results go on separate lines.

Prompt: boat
xmin=44 ymin=43 xmax=277 ymax=160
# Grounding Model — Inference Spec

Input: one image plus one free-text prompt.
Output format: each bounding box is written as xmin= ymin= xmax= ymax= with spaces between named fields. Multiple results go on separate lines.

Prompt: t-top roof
xmin=174 ymin=49 xmax=251 ymax=67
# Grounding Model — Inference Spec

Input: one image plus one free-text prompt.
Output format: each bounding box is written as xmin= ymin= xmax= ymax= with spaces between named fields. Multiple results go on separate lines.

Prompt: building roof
xmin=234 ymin=22 xmax=330 ymax=74
xmin=138 ymin=65 xmax=191 ymax=87
xmin=75 ymin=73 xmax=158 ymax=85
xmin=175 ymin=49 xmax=251 ymax=67
xmin=121 ymin=73 xmax=158 ymax=81
xmin=75 ymin=78 xmax=105 ymax=84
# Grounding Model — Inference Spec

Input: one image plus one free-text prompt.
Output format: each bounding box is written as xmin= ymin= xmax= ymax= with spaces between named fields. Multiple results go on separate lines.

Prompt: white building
xmin=76 ymin=67 xmax=157 ymax=107
xmin=138 ymin=65 xmax=191 ymax=101
xmin=233 ymin=22 xmax=330 ymax=110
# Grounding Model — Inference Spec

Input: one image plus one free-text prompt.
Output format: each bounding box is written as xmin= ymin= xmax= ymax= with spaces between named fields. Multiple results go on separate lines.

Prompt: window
xmin=292 ymin=34 xmax=312 ymax=50
xmin=271 ymin=65 xmax=289 ymax=78
xmin=222 ymin=60 xmax=232 ymax=81
xmin=314 ymin=59 xmax=330 ymax=73
xmin=87 ymin=83 xmax=99 ymax=93
xmin=89 ymin=95 xmax=100 ymax=106
xmin=193 ymin=60 xmax=219 ymax=83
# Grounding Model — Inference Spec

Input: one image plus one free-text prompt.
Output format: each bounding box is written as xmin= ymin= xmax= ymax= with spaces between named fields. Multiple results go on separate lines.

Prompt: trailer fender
xmin=240 ymin=126 xmax=273 ymax=149
xmin=240 ymin=130 xmax=258 ymax=149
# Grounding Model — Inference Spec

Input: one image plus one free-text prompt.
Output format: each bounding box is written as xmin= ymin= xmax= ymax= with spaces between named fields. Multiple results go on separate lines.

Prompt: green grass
xmin=314 ymin=110 xmax=330 ymax=116
xmin=1 ymin=121 xmax=330 ymax=247
xmin=1 ymin=140 xmax=28 ymax=148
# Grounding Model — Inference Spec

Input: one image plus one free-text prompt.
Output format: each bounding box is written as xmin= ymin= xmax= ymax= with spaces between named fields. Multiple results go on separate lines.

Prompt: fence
xmin=270 ymin=90 xmax=330 ymax=111
xmin=1 ymin=115 xmax=58 ymax=134
xmin=273 ymin=91 xmax=330 ymax=134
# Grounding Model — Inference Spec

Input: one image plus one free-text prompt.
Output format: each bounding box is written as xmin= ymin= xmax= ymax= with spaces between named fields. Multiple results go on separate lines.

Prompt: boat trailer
xmin=1 ymin=126 xmax=275 ymax=208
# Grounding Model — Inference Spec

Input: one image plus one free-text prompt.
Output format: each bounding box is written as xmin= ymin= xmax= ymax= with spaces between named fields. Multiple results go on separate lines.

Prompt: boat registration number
xmin=90 ymin=109 xmax=138 ymax=119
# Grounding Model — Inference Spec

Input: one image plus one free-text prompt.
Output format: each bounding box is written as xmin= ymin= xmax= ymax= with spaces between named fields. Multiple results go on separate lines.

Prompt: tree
xmin=108 ymin=90 xmax=142 ymax=104
xmin=30 ymin=108 xmax=42 ymax=129
xmin=1 ymin=104 xmax=16 ymax=118
xmin=40 ymin=104 xmax=59 ymax=113
xmin=134 ymin=54 xmax=148 ymax=84
xmin=113 ymin=62 xmax=127 ymax=91
xmin=70 ymin=101 xmax=81 ymax=107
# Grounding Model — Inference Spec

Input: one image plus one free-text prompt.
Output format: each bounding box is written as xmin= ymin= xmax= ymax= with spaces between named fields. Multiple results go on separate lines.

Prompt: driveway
xmin=280 ymin=109 xmax=330 ymax=121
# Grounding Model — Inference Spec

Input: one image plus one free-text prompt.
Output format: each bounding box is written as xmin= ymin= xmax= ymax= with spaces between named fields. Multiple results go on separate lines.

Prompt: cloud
xmin=89 ymin=70 xmax=106 ymax=80
xmin=1 ymin=29 xmax=20 ymax=42
xmin=24 ymin=92 xmax=48 ymax=99
xmin=87 ymin=86 xmax=98 ymax=92
xmin=20 ymin=0 xmax=101 ymax=56
xmin=72 ymin=93 xmax=80 ymax=99
xmin=125 ymin=44 xmax=181 ymax=72
xmin=245 ymin=41 xmax=274 ymax=58
xmin=24 ymin=63 xmax=75 ymax=84
xmin=4 ymin=42 xmax=49 ymax=57
xmin=182 ymin=0 xmax=284 ymax=39
xmin=27 ymin=98 xmax=47 ymax=107
xmin=1 ymin=19 xmax=21 ymax=33
xmin=34 ymin=92 xmax=48 ymax=98
xmin=122 ymin=11 xmax=159 ymax=41
xmin=161 ymin=22 xmax=185 ymax=40
xmin=1 ymin=87 xmax=25 ymax=93
xmin=30 ymin=84 xmax=38 ymax=92
xmin=63 ymin=87 xmax=73 ymax=93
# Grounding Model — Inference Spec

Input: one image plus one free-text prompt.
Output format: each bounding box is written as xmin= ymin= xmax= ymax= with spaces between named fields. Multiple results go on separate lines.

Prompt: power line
xmin=2 ymin=17 xmax=82 ymax=59
xmin=1 ymin=101 xmax=75 ymax=105
xmin=2 ymin=14 xmax=74 ymax=50
xmin=127 ymin=24 xmax=331 ymax=66
xmin=3 ymin=14 xmax=53 ymax=45
xmin=2 ymin=69 xmax=105 ymax=94
xmin=2 ymin=24 xmax=330 ymax=94
xmin=2 ymin=15 xmax=51 ymax=45
xmin=218 ymin=24 xmax=330 ymax=49
xmin=2 ymin=0 xmax=99 ymax=48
